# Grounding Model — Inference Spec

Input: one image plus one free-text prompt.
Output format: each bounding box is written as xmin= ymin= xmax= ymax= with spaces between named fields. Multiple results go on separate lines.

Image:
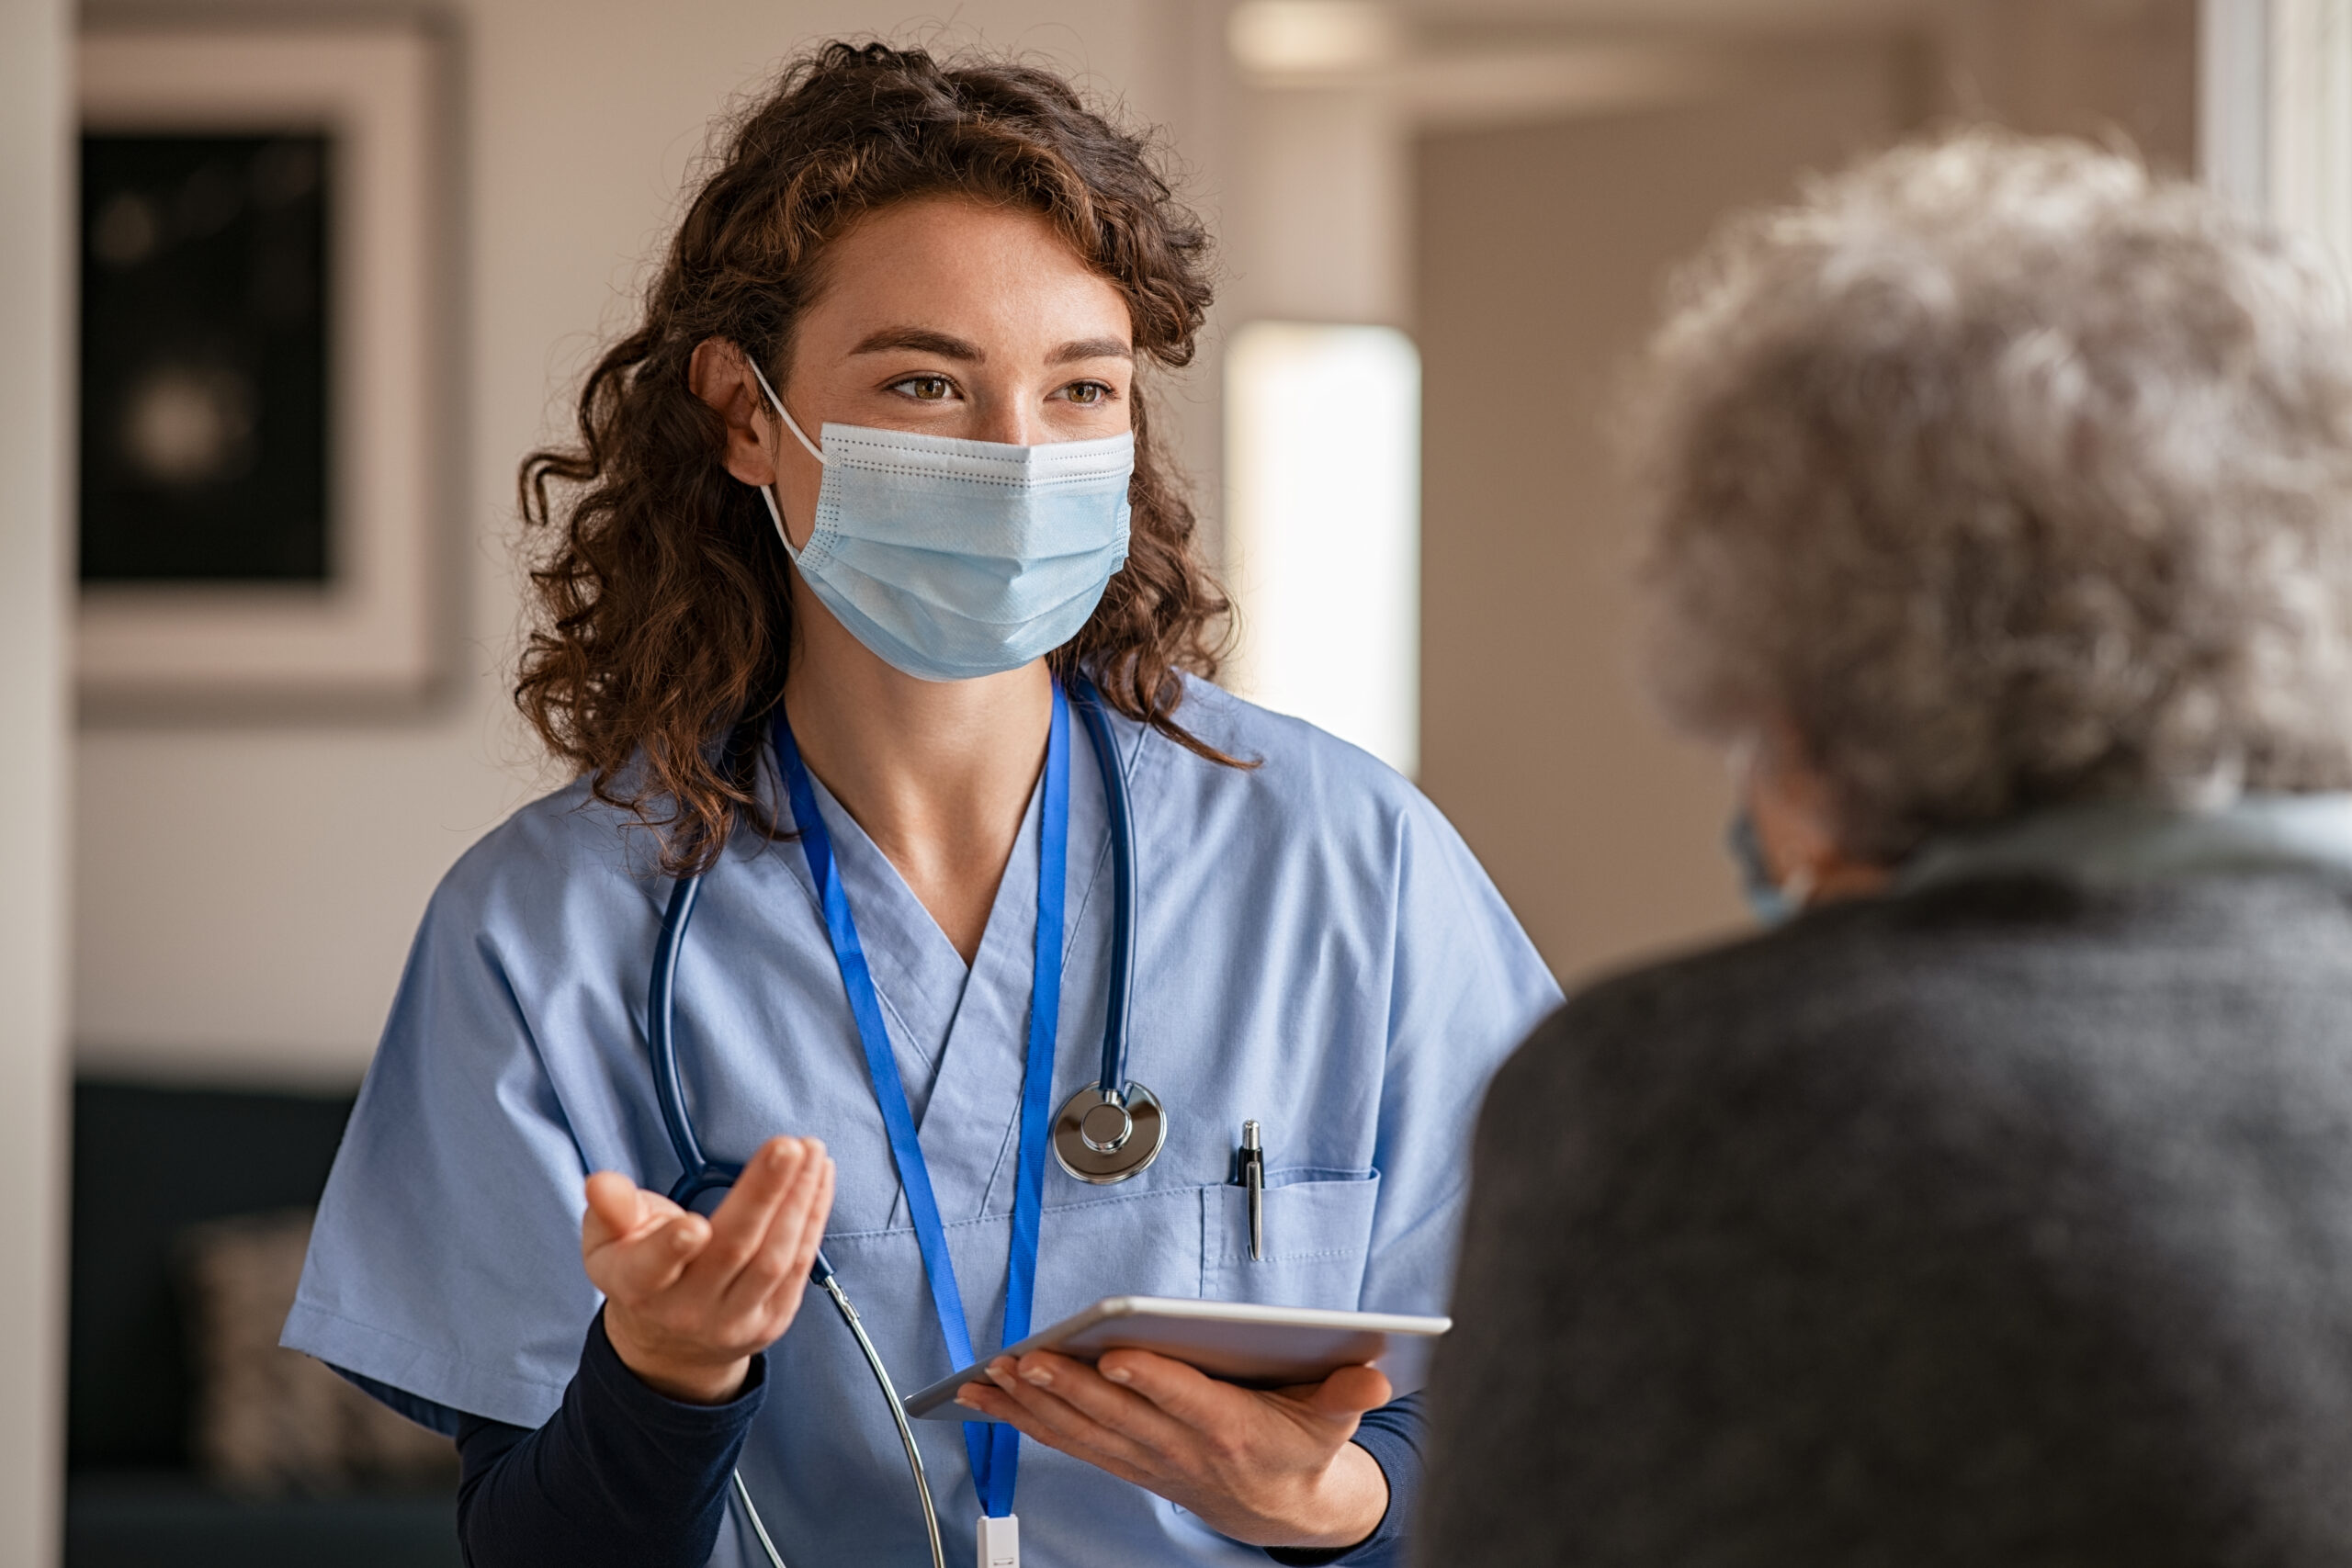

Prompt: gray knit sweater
xmin=1420 ymin=866 xmax=2352 ymax=1567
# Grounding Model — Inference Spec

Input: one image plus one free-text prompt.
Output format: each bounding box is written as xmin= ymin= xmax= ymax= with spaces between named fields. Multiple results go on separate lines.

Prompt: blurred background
xmin=0 ymin=0 xmax=2335 ymax=1562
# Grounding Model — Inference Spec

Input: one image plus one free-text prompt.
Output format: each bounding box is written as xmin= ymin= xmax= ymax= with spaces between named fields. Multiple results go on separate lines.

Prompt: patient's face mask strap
xmin=742 ymin=351 xmax=822 ymax=561
xmin=1726 ymin=739 xmax=1819 ymax=926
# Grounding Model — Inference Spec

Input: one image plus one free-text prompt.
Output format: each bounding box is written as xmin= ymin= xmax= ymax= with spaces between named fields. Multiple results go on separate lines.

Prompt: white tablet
xmin=902 ymin=1295 xmax=1451 ymax=1422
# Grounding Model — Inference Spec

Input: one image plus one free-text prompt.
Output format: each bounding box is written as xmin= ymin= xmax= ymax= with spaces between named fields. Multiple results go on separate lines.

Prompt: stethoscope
xmin=641 ymin=673 xmax=1160 ymax=1568
xmin=650 ymin=672 xmax=1164 ymax=1201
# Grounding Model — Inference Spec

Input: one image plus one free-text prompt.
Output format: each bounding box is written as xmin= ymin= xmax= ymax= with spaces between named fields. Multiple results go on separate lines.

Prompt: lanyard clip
xmin=978 ymin=1512 xmax=1020 ymax=1568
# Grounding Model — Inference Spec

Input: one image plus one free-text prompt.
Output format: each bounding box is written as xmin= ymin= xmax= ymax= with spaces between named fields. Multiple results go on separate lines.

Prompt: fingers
xmin=585 ymin=1201 xmax=708 ymax=1300
xmin=959 ymin=1357 xmax=1160 ymax=1480
xmin=689 ymin=1136 xmax=809 ymax=1288
xmin=1006 ymin=1352 xmax=1187 ymax=1455
xmin=579 ymin=1139 xmax=837 ymax=1340
xmin=955 ymin=1351 xmax=1392 ymax=1549
xmin=955 ymin=1382 xmax=1080 ymax=1461
xmin=958 ymin=1388 xmax=1140 ymax=1479
xmin=1092 ymin=1348 xmax=1250 ymax=1431
xmin=584 ymin=1175 xmax=686 ymax=1241
xmin=582 ymin=1174 xmax=703 ymax=1300
xmin=718 ymin=1140 xmax=833 ymax=1314
xmin=779 ymin=1156 xmax=837 ymax=1285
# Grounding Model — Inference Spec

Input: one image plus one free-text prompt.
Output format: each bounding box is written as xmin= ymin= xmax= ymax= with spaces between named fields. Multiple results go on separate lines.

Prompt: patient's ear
xmin=1744 ymin=720 xmax=1888 ymax=907
xmin=687 ymin=338 xmax=778 ymax=487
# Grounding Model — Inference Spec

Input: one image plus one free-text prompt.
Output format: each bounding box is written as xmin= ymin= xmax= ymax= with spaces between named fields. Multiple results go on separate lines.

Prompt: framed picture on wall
xmin=77 ymin=20 xmax=449 ymax=715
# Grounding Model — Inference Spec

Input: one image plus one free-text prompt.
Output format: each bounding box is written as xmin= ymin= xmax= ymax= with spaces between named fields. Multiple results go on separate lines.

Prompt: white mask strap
xmin=744 ymin=354 xmax=826 ymax=465
xmin=741 ymin=352 xmax=822 ymax=561
xmin=755 ymin=472 xmax=798 ymax=562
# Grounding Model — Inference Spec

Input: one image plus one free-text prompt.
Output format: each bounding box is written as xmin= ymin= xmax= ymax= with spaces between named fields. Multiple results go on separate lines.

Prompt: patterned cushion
xmin=178 ymin=1209 xmax=457 ymax=1495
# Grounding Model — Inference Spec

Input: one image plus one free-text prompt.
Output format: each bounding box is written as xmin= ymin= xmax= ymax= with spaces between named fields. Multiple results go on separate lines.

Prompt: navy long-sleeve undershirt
xmin=449 ymin=1310 xmax=1422 ymax=1567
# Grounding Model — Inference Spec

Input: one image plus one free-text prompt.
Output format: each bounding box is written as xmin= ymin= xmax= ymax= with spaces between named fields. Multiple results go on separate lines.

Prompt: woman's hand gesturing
xmin=581 ymin=1135 xmax=837 ymax=1404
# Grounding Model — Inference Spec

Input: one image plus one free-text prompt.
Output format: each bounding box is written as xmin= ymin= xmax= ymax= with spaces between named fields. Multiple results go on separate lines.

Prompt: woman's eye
xmin=891 ymin=375 xmax=956 ymax=401
xmin=1062 ymin=381 xmax=1113 ymax=406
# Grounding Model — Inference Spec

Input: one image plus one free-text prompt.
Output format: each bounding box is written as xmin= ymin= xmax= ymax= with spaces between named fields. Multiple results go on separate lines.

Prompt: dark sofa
xmin=67 ymin=1077 xmax=459 ymax=1568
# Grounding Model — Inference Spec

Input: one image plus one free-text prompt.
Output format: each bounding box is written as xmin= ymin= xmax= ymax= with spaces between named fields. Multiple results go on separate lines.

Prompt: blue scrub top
xmin=286 ymin=677 xmax=1560 ymax=1567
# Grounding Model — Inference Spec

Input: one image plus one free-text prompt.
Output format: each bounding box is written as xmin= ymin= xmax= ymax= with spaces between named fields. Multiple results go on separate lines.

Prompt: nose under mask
xmin=746 ymin=355 xmax=1134 ymax=683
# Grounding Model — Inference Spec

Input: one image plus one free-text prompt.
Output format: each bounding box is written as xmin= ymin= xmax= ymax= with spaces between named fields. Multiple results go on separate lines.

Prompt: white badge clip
xmin=978 ymin=1512 xmax=1020 ymax=1568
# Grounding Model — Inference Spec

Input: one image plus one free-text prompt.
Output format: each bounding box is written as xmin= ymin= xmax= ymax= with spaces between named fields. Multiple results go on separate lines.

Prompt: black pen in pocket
xmin=1237 ymin=1119 xmax=1265 ymax=1262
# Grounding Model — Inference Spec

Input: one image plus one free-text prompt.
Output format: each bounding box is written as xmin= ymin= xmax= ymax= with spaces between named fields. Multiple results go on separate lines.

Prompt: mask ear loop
xmin=742 ymin=353 xmax=826 ymax=560
xmin=1731 ymin=735 xmax=1822 ymax=917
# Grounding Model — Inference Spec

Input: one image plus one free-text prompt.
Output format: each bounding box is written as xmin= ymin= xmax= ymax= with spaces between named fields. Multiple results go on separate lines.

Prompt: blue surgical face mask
xmin=1727 ymin=809 xmax=1808 ymax=926
xmin=745 ymin=356 xmax=1133 ymax=682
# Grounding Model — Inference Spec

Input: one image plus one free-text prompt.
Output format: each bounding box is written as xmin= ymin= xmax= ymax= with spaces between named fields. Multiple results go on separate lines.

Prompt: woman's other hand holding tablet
xmin=957 ymin=1348 xmax=1393 ymax=1550
xmin=580 ymin=1135 xmax=837 ymax=1404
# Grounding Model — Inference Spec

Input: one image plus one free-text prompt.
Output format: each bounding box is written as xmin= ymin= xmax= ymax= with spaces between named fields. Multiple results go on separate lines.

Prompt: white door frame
xmin=0 ymin=0 xmax=75 ymax=1560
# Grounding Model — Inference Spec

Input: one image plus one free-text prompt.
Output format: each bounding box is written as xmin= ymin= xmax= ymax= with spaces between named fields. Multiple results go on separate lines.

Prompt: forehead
xmin=803 ymin=195 xmax=1132 ymax=344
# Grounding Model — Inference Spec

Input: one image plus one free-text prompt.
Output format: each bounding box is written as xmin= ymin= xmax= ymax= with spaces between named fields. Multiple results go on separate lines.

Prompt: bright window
xmin=2203 ymin=0 xmax=2352 ymax=273
xmin=2271 ymin=0 xmax=2352 ymax=272
xmin=1221 ymin=321 xmax=1420 ymax=775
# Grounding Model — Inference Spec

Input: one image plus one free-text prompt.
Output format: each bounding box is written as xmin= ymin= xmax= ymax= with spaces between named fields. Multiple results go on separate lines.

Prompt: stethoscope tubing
xmin=649 ymin=872 xmax=722 ymax=1191
xmin=647 ymin=676 xmax=1137 ymax=1249
xmin=1068 ymin=678 xmax=1137 ymax=1101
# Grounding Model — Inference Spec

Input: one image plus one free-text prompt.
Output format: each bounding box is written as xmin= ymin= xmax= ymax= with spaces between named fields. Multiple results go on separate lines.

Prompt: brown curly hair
xmin=515 ymin=41 xmax=1233 ymax=874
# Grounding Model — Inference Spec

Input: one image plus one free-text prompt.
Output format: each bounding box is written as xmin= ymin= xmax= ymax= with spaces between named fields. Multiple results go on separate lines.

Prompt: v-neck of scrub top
xmin=785 ymin=740 xmax=1120 ymax=1224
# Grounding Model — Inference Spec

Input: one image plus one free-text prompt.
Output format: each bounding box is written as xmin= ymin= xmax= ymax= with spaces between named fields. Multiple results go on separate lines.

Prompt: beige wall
xmin=70 ymin=0 xmax=1219 ymax=1086
xmin=1415 ymin=46 xmax=1909 ymax=986
xmin=1932 ymin=0 xmax=2198 ymax=172
xmin=1408 ymin=0 xmax=2198 ymax=989
xmin=1 ymin=0 xmax=73 ymax=1554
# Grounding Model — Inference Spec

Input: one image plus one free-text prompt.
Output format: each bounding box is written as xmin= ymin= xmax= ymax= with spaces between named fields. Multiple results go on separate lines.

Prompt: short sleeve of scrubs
xmin=282 ymin=790 xmax=650 ymax=1429
xmin=1362 ymin=788 xmax=1562 ymax=1314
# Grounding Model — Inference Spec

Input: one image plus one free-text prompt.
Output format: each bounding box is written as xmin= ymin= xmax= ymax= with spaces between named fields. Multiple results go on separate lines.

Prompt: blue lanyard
xmin=773 ymin=680 xmax=1070 ymax=1520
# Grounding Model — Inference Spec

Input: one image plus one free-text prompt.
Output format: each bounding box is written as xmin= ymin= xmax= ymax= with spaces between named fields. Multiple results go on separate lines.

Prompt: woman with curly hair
xmin=284 ymin=40 xmax=1555 ymax=1568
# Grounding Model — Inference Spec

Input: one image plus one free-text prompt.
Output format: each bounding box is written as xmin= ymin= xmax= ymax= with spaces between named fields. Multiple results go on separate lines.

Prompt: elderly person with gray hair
xmin=1419 ymin=132 xmax=2352 ymax=1567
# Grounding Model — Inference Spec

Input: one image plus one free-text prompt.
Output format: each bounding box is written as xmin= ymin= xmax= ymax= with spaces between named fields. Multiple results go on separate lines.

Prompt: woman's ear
xmin=687 ymin=338 xmax=779 ymax=488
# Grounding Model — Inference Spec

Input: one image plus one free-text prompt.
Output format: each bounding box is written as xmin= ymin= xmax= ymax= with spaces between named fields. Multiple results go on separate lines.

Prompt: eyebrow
xmin=1048 ymin=336 xmax=1134 ymax=365
xmin=845 ymin=327 xmax=1135 ymax=366
xmin=850 ymin=327 xmax=983 ymax=360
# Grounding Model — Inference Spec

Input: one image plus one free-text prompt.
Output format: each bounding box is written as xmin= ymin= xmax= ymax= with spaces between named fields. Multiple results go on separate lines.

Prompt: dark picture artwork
xmin=79 ymin=133 xmax=332 ymax=583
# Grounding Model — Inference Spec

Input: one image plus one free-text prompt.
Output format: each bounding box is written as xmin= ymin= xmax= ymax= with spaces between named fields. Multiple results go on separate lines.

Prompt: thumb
xmin=1305 ymin=1364 xmax=1391 ymax=1423
xmin=582 ymin=1171 xmax=647 ymax=1250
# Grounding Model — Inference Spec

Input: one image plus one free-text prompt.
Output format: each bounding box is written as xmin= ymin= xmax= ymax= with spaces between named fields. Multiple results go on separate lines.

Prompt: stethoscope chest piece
xmin=1052 ymin=1081 xmax=1167 ymax=1184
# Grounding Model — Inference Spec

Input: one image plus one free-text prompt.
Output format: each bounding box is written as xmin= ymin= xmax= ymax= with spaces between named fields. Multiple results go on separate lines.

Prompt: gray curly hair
xmin=1634 ymin=129 xmax=2352 ymax=863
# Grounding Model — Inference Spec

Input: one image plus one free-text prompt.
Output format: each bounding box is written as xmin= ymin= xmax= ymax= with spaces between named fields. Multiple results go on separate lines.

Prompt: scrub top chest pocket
xmin=1204 ymin=1169 xmax=1381 ymax=1308
xmin=1022 ymin=1174 xmax=1383 ymax=1336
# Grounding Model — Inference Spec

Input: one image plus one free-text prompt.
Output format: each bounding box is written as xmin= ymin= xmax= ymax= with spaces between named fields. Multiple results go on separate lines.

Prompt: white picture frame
xmin=76 ymin=20 xmax=446 ymax=713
